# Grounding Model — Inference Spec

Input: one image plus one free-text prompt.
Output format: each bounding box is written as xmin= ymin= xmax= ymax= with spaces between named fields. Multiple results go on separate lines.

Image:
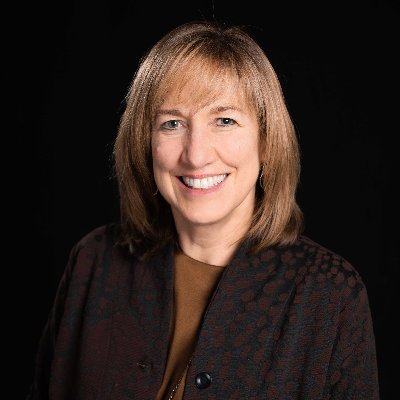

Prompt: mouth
xmin=179 ymin=174 xmax=228 ymax=190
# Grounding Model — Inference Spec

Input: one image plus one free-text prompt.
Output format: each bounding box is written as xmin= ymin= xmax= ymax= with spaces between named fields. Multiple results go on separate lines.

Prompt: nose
xmin=181 ymin=124 xmax=214 ymax=168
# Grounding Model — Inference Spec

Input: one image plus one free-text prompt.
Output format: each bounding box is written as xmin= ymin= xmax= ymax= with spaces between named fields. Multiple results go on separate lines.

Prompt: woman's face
xmin=152 ymin=81 xmax=260 ymax=232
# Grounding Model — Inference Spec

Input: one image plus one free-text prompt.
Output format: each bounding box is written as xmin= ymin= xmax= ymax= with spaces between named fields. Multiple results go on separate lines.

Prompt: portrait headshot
xmin=13 ymin=0 xmax=396 ymax=399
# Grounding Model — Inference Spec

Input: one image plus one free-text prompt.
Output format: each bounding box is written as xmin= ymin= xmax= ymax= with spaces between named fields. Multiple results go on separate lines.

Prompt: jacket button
xmin=195 ymin=372 xmax=212 ymax=389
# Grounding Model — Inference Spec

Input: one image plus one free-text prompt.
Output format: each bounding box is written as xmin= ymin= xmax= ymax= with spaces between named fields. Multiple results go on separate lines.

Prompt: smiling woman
xmin=27 ymin=20 xmax=379 ymax=400
xmin=152 ymin=87 xmax=260 ymax=265
xmin=114 ymin=22 xmax=303 ymax=264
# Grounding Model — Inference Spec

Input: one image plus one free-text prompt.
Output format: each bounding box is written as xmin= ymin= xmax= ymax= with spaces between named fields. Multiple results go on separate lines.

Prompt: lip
xmin=179 ymin=173 xmax=228 ymax=179
xmin=176 ymin=174 xmax=228 ymax=195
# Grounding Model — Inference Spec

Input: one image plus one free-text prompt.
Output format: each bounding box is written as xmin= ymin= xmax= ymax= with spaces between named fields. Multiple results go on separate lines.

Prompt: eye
xmin=160 ymin=120 xmax=183 ymax=130
xmin=216 ymin=117 xmax=237 ymax=126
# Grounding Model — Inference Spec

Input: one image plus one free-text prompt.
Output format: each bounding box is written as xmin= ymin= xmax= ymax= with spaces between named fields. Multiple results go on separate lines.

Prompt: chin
xmin=179 ymin=209 xmax=228 ymax=227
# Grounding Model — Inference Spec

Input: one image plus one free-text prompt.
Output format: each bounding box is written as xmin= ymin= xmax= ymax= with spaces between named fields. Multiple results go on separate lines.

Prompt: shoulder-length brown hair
xmin=113 ymin=20 xmax=303 ymax=257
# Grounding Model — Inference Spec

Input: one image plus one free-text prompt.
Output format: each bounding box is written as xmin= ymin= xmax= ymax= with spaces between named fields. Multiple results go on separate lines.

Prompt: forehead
xmin=155 ymin=56 xmax=253 ymax=113
xmin=159 ymin=85 xmax=248 ymax=116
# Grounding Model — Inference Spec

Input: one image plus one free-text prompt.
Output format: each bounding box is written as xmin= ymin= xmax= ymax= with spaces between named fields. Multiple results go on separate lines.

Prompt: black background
xmin=11 ymin=0 xmax=397 ymax=398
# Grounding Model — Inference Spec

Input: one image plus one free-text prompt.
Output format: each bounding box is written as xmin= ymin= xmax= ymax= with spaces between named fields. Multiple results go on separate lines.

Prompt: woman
xmin=27 ymin=21 xmax=379 ymax=399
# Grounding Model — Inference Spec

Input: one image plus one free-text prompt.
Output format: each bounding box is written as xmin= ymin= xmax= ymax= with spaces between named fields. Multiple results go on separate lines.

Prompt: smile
xmin=180 ymin=174 xmax=228 ymax=189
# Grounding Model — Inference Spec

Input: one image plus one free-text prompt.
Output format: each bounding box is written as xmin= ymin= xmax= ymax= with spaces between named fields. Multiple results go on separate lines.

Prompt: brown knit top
xmin=155 ymin=251 xmax=226 ymax=399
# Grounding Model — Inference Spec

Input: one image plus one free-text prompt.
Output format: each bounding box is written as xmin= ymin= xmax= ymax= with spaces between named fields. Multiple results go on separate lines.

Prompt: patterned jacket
xmin=27 ymin=223 xmax=379 ymax=399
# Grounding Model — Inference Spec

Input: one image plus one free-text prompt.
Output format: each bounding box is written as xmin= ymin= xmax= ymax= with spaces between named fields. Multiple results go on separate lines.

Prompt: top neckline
xmin=175 ymin=250 xmax=227 ymax=269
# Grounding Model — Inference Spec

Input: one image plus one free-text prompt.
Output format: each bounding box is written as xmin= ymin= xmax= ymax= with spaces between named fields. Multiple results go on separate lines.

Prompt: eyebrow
xmin=156 ymin=104 xmax=244 ymax=117
xmin=209 ymin=105 xmax=243 ymax=114
xmin=156 ymin=109 xmax=185 ymax=117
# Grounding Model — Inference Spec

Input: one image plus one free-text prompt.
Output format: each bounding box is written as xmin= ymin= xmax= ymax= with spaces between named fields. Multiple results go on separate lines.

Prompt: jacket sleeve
xmin=328 ymin=281 xmax=380 ymax=400
xmin=26 ymin=244 xmax=79 ymax=400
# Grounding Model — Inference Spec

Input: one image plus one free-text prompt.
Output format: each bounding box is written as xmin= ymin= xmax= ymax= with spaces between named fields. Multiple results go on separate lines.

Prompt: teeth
xmin=182 ymin=174 xmax=227 ymax=189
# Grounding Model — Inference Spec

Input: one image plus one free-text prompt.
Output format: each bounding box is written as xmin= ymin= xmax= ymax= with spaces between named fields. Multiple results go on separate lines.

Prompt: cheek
xmin=152 ymin=140 xmax=181 ymax=171
xmin=221 ymin=134 xmax=259 ymax=163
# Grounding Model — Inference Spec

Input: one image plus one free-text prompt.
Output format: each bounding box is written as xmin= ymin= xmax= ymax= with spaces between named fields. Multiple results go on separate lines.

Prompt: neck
xmin=174 ymin=215 xmax=252 ymax=267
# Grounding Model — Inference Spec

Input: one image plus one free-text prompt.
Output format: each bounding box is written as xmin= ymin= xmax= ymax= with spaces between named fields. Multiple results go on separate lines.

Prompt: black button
xmin=195 ymin=372 xmax=212 ymax=389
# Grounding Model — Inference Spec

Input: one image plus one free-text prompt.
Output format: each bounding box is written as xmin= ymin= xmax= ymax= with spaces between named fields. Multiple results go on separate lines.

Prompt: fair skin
xmin=152 ymin=83 xmax=260 ymax=266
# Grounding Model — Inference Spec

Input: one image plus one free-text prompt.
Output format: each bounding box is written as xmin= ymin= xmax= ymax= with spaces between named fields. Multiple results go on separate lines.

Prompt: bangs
xmin=154 ymin=53 xmax=251 ymax=112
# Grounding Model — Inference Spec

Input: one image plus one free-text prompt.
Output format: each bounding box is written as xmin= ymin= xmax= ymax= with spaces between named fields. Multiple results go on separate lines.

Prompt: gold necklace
xmin=167 ymin=359 xmax=192 ymax=400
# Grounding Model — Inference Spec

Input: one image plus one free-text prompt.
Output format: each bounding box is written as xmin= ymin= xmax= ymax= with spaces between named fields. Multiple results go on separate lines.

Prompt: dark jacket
xmin=27 ymin=223 xmax=379 ymax=399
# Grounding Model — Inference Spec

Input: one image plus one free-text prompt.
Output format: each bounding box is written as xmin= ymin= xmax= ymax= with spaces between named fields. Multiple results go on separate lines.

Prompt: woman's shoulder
xmin=63 ymin=222 xmax=125 ymax=274
xmin=292 ymin=234 xmax=366 ymax=292
xmin=59 ymin=223 xmax=128 ymax=292
xmin=296 ymin=234 xmax=357 ymax=269
xmin=71 ymin=222 xmax=121 ymax=253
